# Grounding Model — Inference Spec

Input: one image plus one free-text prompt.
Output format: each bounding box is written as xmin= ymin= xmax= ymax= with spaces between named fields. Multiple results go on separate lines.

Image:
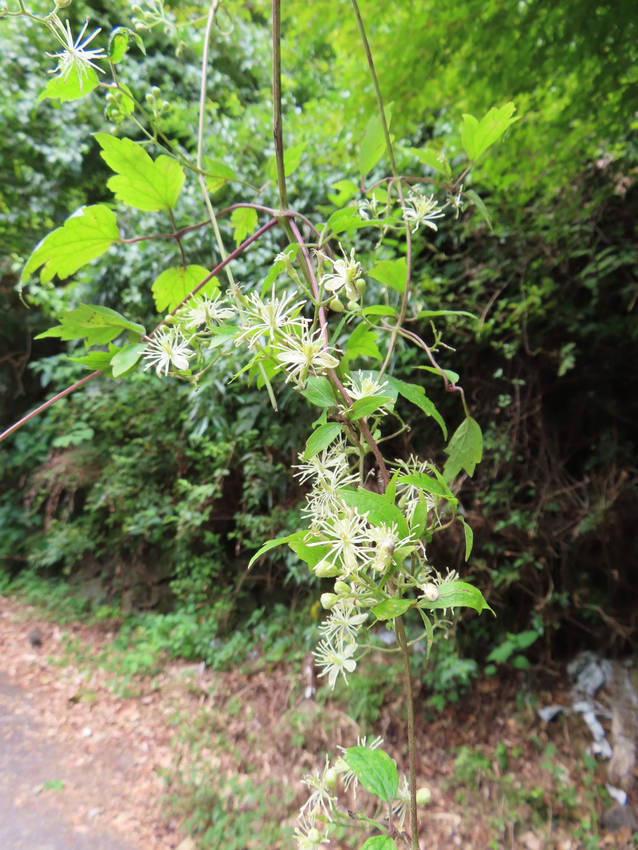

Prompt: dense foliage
xmin=2 ymin=0 xmax=637 ymax=682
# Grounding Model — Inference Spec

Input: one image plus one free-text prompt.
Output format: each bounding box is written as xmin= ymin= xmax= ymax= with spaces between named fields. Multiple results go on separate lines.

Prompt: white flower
xmin=235 ymin=286 xmax=306 ymax=349
xmin=319 ymin=602 xmax=368 ymax=644
xmin=314 ymin=637 xmax=357 ymax=689
xmin=346 ymin=370 xmax=389 ymax=401
xmin=402 ymin=190 xmax=445 ymax=233
xmin=275 ymin=329 xmax=340 ymax=387
xmin=293 ymin=817 xmax=330 ymax=850
xmin=320 ymin=248 xmax=364 ymax=302
xmin=311 ymin=508 xmax=370 ymax=576
xmin=46 ymin=15 xmax=106 ymax=89
xmin=142 ymin=327 xmax=194 ymax=376
xmin=300 ymin=757 xmax=338 ymax=821
xmin=177 ymin=293 xmax=234 ymax=330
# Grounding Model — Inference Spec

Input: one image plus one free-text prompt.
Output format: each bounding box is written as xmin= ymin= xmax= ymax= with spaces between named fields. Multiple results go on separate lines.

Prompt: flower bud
xmin=329 ymin=297 xmax=344 ymax=313
xmin=416 ymin=787 xmax=432 ymax=805
xmin=314 ymin=560 xmax=340 ymax=578
xmin=324 ymin=767 xmax=339 ymax=790
xmin=355 ymin=278 xmax=366 ymax=295
xmin=422 ymin=582 xmax=439 ymax=602
xmin=320 ymin=592 xmax=338 ymax=610
xmin=333 ymin=580 xmax=349 ymax=595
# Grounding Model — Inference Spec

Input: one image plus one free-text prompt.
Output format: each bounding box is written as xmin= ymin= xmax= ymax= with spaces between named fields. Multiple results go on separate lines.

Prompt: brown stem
xmin=396 ymin=616 xmax=419 ymax=850
xmin=0 ymin=371 xmax=101 ymax=444
xmin=272 ymin=0 xmax=288 ymax=213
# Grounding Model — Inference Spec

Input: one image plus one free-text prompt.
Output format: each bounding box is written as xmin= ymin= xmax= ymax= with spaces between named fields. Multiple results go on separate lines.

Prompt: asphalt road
xmin=0 ymin=673 xmax=135 ymax=850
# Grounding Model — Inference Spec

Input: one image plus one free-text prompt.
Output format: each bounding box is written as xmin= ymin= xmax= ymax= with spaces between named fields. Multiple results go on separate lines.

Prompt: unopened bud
xmin=333 ymin=580 xmax=349 ymax=595
xmin=314 ymin=560 xmax=340 ymax=578
xmin=422 ymin=582 xmax=439 ymax=602
xmin=320 ymin=592 xmax=338 ymax=610
xmin=329 ymin=297 xmax=344 ymax=313
xmin=416 ymin=787 xmax=432 ymax=805
xmin=324 ymin=767 xmax=339 ymax=789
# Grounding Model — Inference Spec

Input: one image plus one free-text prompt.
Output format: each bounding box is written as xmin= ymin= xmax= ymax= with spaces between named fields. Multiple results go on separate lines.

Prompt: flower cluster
xmin=142 ymin=327 xmax=194 ymax=377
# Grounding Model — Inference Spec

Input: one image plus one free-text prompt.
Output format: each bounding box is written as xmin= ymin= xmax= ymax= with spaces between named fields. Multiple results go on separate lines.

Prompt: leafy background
xmin=1 ymin=0 xmax=637 ymax=686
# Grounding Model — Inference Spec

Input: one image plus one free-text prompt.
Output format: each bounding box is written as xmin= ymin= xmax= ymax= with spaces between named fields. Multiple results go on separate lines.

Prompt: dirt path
xmin=0 ymin=596 xmax=186 ymax=850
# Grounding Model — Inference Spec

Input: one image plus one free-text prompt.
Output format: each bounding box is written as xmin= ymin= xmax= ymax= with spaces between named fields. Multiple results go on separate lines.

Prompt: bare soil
xmin=0 ymin=595 xmax=635 ymax=850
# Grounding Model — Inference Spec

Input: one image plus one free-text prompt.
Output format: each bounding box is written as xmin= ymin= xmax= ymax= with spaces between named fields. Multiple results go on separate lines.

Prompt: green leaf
xmin=372 ymin=599 xmax=413 ymax=621
xmin=419 ymin=580 xmax=494 ymax=615
xmin=110 ymin=343 xmax=146 ymax=378
xmin=230 ymin=206 xmax=258 ymax=246
xmin=38 ymin=68 xmax=99 ymax=103
xmin=360 ymin=837 xmax=398 ymax=850
xmin=288 ymin=533 xmax=331 ymax=569
xmin=204 ymin=158 xmax=238 ymax=194
xmin=152 ymin=265 xmax=217 ymax=312
xmin=401 ymin=145 xmax=451 ymax=178
xmin=247 ymin=533 xmax=296 ymax=569
xmin=95 ymin=133 xmax=185 ymax=211
xmin=22 ymin=205 xmax=119 ymax=284
xmin=303 ymin=422 xmax=342 ymax=460
xmin=302 ymin=376 xmax=336 ymax=408
xmin=344 ymin=747 xmax=398 ymax=803
xmin=108 ymin=27 xmax=131 ymax=63
xmin=362 ymin=305 xmax=397 ymax=318
xmin=344 ymin=324 xmax=382 ymax=364
xmin=70 ymin=351 xmax=114 ymax=371
xmin=443 ymin=417 xmax=483 ymax=479
xmin=465 ymin=189 xmax=493 ymax=231
xmin=459 ymin=516 xmax=474 ymax=560
xmin=338 ymin=487 xmax=410 ymax=538
xmin=326 ymin=207 xmax=370 ymax=236
xmin=461 ymin=103 xmax=518 ymax=161
xmin=35 ymin=304 xmax=145 ymax=347
xmin=415 ymin=309 xmax=476 ymax=321
xmin=418 ymin=366 xmax=460 ymax=385
xmin=347 ymin=396 xmax=393 ymax=420
xmin=368 ymin=258 xmax=407 ymax=294
xmin=397 ymin=472 xmax=456 ymax=503
xmin=387 ymin=377 xmax=447 ymax=438
xmin=358 ymin=105 xmax=392 ymax=176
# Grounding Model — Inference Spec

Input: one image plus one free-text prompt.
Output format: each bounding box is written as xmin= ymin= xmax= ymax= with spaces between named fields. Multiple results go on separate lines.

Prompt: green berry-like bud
xmin=333 ymin=580 xmax=349 ymax=595
xmin=355 ymin=278 xmax=366 ymax=295
xmin=329 ymin=297 xmax=344 ymax=313
xmin=314 ymin=560 xmax=340 ymax=578
xmin=324 ymin=767 xmax=339 ymax=789
xmin=320 ymin=592 xmax=338 ymax=610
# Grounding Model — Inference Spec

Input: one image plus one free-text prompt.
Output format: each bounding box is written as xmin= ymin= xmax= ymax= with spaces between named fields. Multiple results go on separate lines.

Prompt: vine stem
xmin=350 ymin=0 xmax=413 ymax=379
xmin=197 ymin=0 xmax=235 ymax=287
xmin=396 ymin=616 xmax=419 ymax=850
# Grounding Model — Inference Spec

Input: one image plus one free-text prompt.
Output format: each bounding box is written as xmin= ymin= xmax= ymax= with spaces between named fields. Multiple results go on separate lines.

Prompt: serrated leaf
xmin=302 ymin=377 xmax=336 ymax=408
xmin=22 ymin=205 xmax=119 ymax=284
xmin=38 ymin=68 xmax=99 ymax=103
xmin=387 ymin=377 xmax=447 ymax=438
xmin=204 ymin=158 xmax=237 ymax=194
xmin=361 ymin=837 xmax=398 ymax=850
xmin=338 ymin=487 xmax=409 ymax=538
xmin=461 ymin=103 xmax=518 ymax=161
xmin=359 ymin=106 xmax=393 ymax=176
xmin=151 ymin=265 xmax=217 ymax=312
xmin=419 ymin=580 xmax=494 ymax=615
xmin=344 ymin=325 xmax=382 ymax=364
xmin=465 ymin=189 xmax=493 ymax=231
xmin=95 ymin=133 xmax=185 ymax=211
xmin=401 ymin=145 xmax=451 ymax=178
xmin=303 ymin=422 xmax=342 ymax=460
xmin=344 ymin=747 xmax=398 ymax=803
xmin=230 ymin=206 xmax=258 ymax=246
xmin=372 ymin=599 xmax=413 ymax=621
xmin=110 ymin=342 xmax=146 ymax=377
xmin=35 ymin=304 xmax=145 ymax=347
xmin=347 ymin=396 xmax=393 ymax=420
xmin=443 ymin=417 xmax=483 ymax=479
xmin=368 ymin=258 xmax=407 ymax=294
xmin=248 ymin=533 xmax=296 ymax=569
